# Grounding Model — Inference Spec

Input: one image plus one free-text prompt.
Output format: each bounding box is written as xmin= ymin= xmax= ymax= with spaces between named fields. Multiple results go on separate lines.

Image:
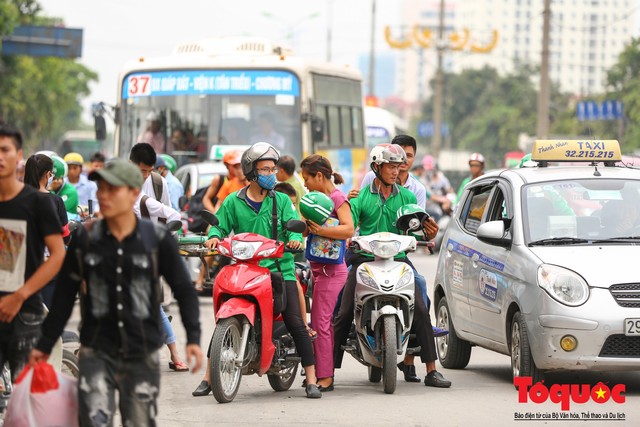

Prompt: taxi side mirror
xmin=477 ymin=220 xmax=512 ymax=248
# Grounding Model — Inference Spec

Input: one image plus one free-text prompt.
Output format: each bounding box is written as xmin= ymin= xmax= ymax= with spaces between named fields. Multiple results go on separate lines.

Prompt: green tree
xmin=0 ymin=0 xmax=98 ymax=152
xmin=606 ymin=37 xmax=640 ymax=151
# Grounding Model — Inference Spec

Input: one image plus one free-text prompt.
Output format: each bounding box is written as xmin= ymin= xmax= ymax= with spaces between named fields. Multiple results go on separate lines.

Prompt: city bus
xmin=113 ymin=36 xmax=367 ymax=189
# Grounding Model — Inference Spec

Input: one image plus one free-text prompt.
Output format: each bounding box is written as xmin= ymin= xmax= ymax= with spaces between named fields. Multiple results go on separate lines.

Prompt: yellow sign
xmin=531 ymin=140 xmax=621 ymax=163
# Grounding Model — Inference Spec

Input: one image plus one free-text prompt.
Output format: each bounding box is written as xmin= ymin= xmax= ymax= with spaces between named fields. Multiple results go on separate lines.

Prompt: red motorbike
xmin=201 ymin=211 xmax=307 ymax=403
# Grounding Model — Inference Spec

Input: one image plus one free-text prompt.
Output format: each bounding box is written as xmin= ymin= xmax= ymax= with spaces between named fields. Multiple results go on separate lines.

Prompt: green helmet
xmin=160 ymin=154 xmax=177 ymax=173
xmin=395 ymin=204 xmax=429 ymax=234
xmin=300 ymin=191 xmax=334 ymax=225
xmin=50 ymin=155 xmax=68 ymax=179
xmin=518 ymin=153 xmax=535 ymax=168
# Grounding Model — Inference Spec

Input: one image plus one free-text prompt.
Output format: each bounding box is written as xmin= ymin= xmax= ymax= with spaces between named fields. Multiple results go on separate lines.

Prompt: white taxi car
xmin=433 ymin=140 xmax=640 ymax=382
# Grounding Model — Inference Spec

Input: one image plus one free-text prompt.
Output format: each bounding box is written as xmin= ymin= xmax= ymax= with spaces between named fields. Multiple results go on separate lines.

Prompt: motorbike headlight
xmin=358 ymin=271 xmax=378 ymax=289
xmin=370 ymin=240 xmax=401 ymax=259
xmin=537 ymin=264 xmax=589 ymax=306
xmin=397 ymin=269 xmax=414 ymax=289
xmin=231 ymin=241 xmax=262 ymax=260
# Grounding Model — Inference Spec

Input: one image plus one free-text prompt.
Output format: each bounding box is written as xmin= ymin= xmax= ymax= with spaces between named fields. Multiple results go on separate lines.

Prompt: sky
xmin=38 ymin=0 xmax=400 ymax=125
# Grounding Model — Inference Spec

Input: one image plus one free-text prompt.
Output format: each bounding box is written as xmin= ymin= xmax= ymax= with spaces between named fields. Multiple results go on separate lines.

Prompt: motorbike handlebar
xmin=177 ymin=235 xmax=208 ymax=245
xmin=416 ymin=241 xmax=435 ymax=247
xmin=284 ymin=247 xmax=304 ymax=254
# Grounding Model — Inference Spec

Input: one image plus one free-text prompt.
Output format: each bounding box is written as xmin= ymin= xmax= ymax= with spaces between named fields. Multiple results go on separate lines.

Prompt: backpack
xmin=187 ymin=175 xmax=226 ymax=233
xmin=140 ymin=172 xmax=166 ymax=223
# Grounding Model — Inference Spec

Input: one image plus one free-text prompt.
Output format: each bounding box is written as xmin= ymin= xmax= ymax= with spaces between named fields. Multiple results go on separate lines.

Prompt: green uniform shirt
xmin=351 ymin=182 xmax=418 ymax=260
xmin=54 ymin=182 xmax=79 ymax=216
xmin=455 ymin=176 xmax=472 ymax=205
xmin=207 ymin=187 xmax=303 ymax=281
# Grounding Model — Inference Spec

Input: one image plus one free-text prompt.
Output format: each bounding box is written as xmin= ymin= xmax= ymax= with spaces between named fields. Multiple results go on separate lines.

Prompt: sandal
xmin=169 ymin=361 xmax=190 ymax=372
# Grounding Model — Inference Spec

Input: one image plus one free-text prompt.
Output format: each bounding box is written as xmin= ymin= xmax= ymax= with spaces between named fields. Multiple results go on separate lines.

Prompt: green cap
xmin=89 ymin=159 xmax=143 ymax=189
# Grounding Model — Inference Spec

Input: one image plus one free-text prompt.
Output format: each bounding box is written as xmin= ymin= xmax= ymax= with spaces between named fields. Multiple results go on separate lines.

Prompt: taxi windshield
xmin=523 ymin=179 xmax=640 ymax=244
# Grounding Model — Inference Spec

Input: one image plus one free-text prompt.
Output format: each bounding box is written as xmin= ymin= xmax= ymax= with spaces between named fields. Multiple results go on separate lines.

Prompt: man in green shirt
xmin=202 ymin=142 xmax=322 ymax=399
xmin=48 ymin=154 xmax=79 ymax=219
xmin=334 ymin=143 xmax=451 ymax=388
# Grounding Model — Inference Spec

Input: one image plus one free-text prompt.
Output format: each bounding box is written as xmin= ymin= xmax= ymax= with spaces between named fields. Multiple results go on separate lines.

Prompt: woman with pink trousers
xmin=300 ymin=155 xmax=354 ymax=391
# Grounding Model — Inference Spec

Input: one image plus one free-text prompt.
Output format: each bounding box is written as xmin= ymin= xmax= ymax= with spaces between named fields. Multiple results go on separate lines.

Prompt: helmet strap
xmin=372 ymin=163 xmax=393 ymax=187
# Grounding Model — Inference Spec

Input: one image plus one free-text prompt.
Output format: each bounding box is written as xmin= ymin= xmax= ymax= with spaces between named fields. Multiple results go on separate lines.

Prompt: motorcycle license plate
xmin=624 ymin=318 xmax=640 ymax=336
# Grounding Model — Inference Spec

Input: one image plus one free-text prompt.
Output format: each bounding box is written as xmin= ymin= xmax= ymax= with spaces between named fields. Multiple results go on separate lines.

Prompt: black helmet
xmin=241 ymin=142 xmax=280 ymax=181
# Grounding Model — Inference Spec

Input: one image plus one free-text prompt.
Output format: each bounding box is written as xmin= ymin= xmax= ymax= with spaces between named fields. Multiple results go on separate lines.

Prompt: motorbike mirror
xmin=68 ymin=220 xmax=80 ymax=233
xmin=285 ymin=219 xmax=306 ymax=233
xmin=166 ymin=220 xmax=183 ymax=232
xmin=178 ymin=195 xmax=188 ymax=211
xmin=199 ymin=210 xmax=219 ymax=226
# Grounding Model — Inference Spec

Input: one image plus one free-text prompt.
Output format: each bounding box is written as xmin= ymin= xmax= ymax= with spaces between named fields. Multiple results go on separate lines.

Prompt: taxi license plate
xmin=624 ymin=318 xmax=640 ymax=336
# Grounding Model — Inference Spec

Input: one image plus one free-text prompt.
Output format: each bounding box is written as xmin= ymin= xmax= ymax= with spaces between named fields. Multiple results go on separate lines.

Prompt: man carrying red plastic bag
xmin=4 ymin=362 xmax=78 ymax=427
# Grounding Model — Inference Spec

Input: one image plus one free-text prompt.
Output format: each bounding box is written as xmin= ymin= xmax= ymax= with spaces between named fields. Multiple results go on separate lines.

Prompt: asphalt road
xmin=155 ymin=252 xmax=640 ymax=426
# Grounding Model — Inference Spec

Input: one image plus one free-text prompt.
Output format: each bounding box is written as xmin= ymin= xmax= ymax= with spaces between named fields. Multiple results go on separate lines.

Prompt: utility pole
xmin=432 ymin=0 xmax=445 ymax=157
xmin=536 ymin=0 xmax=551 ymax=139
xmin=326 ymin=0 xmax=333 ymax=62
xmin=368 ymin=0 xmax=376 ymax=96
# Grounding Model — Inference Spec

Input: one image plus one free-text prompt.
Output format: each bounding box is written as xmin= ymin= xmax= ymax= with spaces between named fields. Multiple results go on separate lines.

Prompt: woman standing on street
xmin=299 ymin=155 xmax=354 ymax=391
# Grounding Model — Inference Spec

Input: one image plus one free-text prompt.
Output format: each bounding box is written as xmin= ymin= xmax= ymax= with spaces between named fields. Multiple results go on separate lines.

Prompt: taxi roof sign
xmin=531 ymin=140 xmax=621 ymax=164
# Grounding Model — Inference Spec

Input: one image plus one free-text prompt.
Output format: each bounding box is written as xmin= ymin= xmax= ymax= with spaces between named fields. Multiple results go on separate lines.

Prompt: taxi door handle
xmin=471 ymin=253 xmax=480 ymax=268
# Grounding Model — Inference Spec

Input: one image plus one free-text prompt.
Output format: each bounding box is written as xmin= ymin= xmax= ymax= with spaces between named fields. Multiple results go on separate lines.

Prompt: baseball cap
xmin=89 ymin=159 xmax=143 ymax=189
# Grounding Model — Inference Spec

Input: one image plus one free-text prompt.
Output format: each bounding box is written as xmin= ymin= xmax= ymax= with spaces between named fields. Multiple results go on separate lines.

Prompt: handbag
xmin=305 ymin=217 xmax=346 ymax=264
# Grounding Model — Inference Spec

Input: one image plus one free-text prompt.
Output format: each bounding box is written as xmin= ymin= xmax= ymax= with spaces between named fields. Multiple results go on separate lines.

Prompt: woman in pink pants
xmin=300 ymin=155 xmax=354 ymax=391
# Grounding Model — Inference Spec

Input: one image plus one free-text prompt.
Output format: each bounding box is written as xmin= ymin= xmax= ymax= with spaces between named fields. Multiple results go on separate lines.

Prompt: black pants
xmin=333 ymin=256 xmax=437 ymax=368
xmin=282 ymin=280 xmax=316 ymax=367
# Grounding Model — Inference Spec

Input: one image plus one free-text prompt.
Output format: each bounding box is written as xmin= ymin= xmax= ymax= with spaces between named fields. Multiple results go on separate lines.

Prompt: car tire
xmin=511 ymin=312 xmax=544 ymax=383
xmin=436 ymin=296 xmax=472 ymax=369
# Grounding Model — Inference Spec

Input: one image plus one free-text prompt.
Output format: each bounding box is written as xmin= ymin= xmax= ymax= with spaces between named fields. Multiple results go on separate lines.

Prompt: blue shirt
xmin=360 ymin=170 xmax=427 ymax=209
xmin=165 ymin=171 xmax=185 ymax=211
xmin=66 ymin=174 xmax=99 ymax=211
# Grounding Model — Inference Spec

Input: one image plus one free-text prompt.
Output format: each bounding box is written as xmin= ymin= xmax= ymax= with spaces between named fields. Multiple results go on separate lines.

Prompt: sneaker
xmin=397 ymin=362 xmax=421 ymax=383
xmin=432 ymin=326 xmax=449 ymax=337
xmin=424 ymin=370 xmax=452 ymax=388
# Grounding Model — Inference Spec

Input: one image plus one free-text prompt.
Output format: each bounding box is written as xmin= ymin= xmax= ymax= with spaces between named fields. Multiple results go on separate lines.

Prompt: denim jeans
xmin=0 ymin=308 xmax=45 ymax=382
xmin=77 ymin=347 xmax=160 ymax=427
xmin=159 ymin=306 xmax=176 ymax=345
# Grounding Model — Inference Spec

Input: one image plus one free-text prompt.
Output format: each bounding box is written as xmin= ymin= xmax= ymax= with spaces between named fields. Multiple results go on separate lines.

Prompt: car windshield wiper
xmin=528 ymin=237 xmax=590 ymax=246
xmin=590 ymin=236 xmax=640 ymax=242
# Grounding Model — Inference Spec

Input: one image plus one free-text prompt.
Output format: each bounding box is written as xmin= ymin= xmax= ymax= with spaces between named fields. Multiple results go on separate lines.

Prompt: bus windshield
xmin=120 ymin=69 xmax=302 ymax=163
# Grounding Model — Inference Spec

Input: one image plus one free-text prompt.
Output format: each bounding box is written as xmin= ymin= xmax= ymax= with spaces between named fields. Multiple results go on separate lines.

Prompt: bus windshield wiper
xmin=528 ymin=237 xmax=590 ymax=246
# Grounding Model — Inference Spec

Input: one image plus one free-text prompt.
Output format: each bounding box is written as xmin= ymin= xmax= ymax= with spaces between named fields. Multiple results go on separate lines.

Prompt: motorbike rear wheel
xmin=382 ymin=316 xmax=398 ymax=394
xmin=267 ymin=362 xmax=298 ymax=392
xmin=61 ymin=349 xmax=79 ymax=378
xmin=210 ymin=317 xmax=244 ymax=403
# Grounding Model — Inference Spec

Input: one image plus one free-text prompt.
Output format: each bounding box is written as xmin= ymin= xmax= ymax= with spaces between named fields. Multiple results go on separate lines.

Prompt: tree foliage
xmin=0 ymin=0 xmax=98 ymax=152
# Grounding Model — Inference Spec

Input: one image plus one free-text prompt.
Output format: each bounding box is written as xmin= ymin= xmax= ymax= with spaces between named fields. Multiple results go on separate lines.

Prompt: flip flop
xmin=169 ymin=361 xmax=189 ymax=372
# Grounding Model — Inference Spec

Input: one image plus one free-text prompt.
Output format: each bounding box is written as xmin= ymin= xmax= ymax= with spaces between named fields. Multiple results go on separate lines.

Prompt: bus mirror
xmin=94 ymin=115 xmax=107 ymax=141
xmin=311 ymin=116 xmax=324 ymax=143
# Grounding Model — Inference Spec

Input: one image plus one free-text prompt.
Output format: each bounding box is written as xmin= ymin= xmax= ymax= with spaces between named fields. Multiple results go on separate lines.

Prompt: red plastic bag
xmin=3 ymin=362 xmax=78 ymax=427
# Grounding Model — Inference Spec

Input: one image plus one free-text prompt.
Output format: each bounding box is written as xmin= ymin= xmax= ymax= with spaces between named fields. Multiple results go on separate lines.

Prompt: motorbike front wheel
xmin=382 ymin=315 xmax=398 ymax=394
xmin=210 ymin=317 xmax=244 ymax=403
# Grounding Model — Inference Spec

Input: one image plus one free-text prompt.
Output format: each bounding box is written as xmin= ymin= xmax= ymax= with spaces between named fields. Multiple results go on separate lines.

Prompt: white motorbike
xmin=344 ymin=232 xmax=431 ymax=394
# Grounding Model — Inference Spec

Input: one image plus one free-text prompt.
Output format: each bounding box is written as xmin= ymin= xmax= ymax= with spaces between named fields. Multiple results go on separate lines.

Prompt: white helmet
xmin=469 ymin=152 xmax=485 ymax=165
xmin=241 ymin=142 xmax=280 ymax=181
xmin=369 ymin=144 xmax=407 ymax=168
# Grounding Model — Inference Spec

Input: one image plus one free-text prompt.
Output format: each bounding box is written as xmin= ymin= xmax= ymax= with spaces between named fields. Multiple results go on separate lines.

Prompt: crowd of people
xmin=0 ymin=119 xmax=488 ymax=424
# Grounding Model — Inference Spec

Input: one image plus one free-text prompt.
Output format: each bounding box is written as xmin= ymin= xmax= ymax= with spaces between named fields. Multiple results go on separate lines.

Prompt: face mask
xmin=47 ymin=172 xmax=54 ymax=188
xmin=257 ymin=173 xmax=276 ymax=191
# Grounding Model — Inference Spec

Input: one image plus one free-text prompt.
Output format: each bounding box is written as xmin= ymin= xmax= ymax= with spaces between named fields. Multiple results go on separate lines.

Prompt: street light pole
xmin=368 ymin=0 xmax=376 ymax=96
xmin=327 ymin=0 xmax=333 ymax=62
xmin=536 ymin=0 xmax=551 ymax=139
xmin=432 ymin=0 xmax=445 ymax=157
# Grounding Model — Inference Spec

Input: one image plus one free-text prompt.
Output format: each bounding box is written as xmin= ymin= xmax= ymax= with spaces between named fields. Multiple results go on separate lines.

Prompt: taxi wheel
xmin=511 ymin=312 xmax=543 ymax=383
xmin=436 ymin=296 xmax=471 ymax=369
